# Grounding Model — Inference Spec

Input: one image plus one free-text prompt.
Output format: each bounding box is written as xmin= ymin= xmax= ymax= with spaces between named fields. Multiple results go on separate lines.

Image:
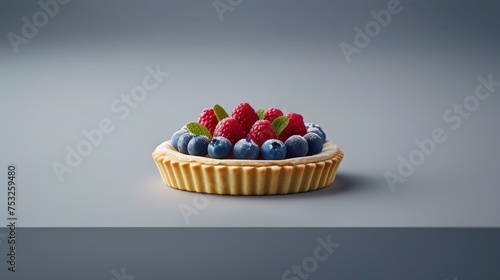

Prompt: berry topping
xmin=170 ymin=103 xmax=327 ymax=160
xmin=171 ymin=128 xmax=188 ymax=150
xmin=304 ymin=132 xmax=323 ymax=156
xmin=307 ymin=127 xmax=326 ymax=143
xmin=285 ymin=135 xmax=309 ymax=158
xmin=264 ymin=107 xmax=284 ymax=123
xmin=247 ymin=120 xmax=277 ymax=147
xmin=261 ymin=139 xmax=287 ymax=160
xmin=233 ymin=139 xmax=260 ymax=160
xmin=197 ymin=108 xmax=218 ymax=135
xmin=305 ymin=123 xmax=318 ymax=128
xmin=177 ymin=133 xmax=194 ymax=154
xmin=231 ymin=102 xmax=260 ymax=135
xmin=208 ymin=137 xmax=233 ymax=159
xmin=213 ymin=117 xmax=246 ymax=146
xmin=187 ymin=135 xmax=210 ymax=157
xmin=306 ymin=123 xmax=326 ymax=143
xmin=278 ymin=112 xmax=307 ymax=142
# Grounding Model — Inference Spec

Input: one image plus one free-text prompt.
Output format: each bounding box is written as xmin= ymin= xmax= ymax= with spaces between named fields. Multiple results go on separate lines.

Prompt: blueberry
xmin=171 ymin=129 xmax=188 ymax=150
xmin=261 ymin=139 xmax=287 ymax=160
xmin=304 ymin=132 xmax=323 ymax=156
xmin=285 ymin=135 xmax=309 ymax=158
xmin=177 ymin=133 xmax=194 ymax=154
xmin=307 ymin=127 xmax=326 ymax=143
xmin=233 ymin=139 xmax=259 ymax=160
xmin=208 ymin=137 xmax=233 ymax=159
xmin=188 ymin=135 xmax=210 ymax=157
xmin=305 ymin=123 xmax=320 ymax=128
xmin=306 ymin=123 xmax=326 ymax=143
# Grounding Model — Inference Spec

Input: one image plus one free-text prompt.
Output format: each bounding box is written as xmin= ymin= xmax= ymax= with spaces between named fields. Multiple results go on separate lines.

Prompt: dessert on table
xmin=153 ymin=103 xmax=343 ymax=195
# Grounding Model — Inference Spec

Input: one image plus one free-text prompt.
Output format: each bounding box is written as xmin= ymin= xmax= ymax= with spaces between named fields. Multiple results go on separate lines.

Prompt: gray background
xmin=1 ymin=228 xmax=499 ymax=279
xmin=1 ymin=0 xmax=500 ymax=227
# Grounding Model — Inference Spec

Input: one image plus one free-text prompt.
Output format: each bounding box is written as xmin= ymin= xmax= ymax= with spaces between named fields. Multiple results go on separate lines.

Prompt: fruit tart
xmin=152 ymin=103 xmax=343 ymax=195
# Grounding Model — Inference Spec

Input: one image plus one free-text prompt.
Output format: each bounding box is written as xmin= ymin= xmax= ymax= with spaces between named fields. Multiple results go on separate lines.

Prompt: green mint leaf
xmin=272 ymin=116 xmax=289 ymax=137
xmin=213 ymin=104 xmax=229 ymax=121
xmin=256 ymin=109 xmax=265 ymax=120
xmin=186 ymin=122 xmax=212 ymax=139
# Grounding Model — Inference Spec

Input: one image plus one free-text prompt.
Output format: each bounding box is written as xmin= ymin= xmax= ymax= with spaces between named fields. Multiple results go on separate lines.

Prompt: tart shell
xmin=152 ymin=140 xmax=344 ymax=195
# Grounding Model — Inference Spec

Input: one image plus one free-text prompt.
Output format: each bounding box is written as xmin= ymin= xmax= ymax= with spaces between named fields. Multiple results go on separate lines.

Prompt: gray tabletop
xmin=1 ymin=0 xmax=499 ymax=227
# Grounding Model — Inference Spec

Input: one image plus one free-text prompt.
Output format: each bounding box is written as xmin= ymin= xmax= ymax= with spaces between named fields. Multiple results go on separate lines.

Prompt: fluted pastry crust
xmin=153 ymin=141 xmax=343 ymax=195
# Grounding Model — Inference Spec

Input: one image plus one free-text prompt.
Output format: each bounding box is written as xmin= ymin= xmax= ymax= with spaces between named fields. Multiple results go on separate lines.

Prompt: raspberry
xmin=247 ymin=120 xmax=277 ymax=147
xmin=278 ymin=112 xmax=307 ymax=142
xmin=197 ymin=108 xmax=218 ymax=135
xmin=213 ymin=117 xmax=246 ymax=146
xmin=264 ymin=107 xmax=284 ymax=123
xmin=231 ymin=103 xmax=259 ymax=135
